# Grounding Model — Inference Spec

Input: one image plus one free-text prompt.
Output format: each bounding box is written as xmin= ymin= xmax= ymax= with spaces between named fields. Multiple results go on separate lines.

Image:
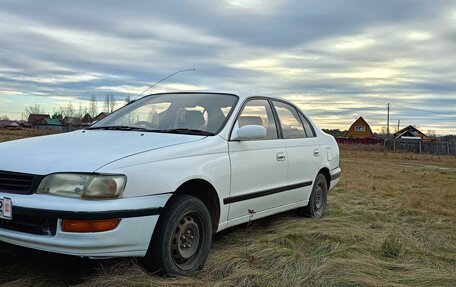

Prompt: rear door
xmin=271 ymin=100 xmax=321 ymax=203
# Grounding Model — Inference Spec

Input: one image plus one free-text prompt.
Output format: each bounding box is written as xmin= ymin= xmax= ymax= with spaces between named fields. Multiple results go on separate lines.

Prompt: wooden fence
xmin=336 ymin=138 xmax=384 ymax=145
xmin=384 ymin=139 xmax=456 ymax=155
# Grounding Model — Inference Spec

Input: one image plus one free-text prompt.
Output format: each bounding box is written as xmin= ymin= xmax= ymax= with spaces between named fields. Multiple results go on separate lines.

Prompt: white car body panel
xmin=0 ymin=193 xmax=171 ymax=257
xmin=0 ymin=130 xmax=203 ymax=174
xmin=97 ymin=136 xmax=232 ymax=230
xmin=227 ymin=139 xmax=288 ymax=220
xmin=0 ymin=216 xmax=158 ymax=257
xmin=284 ymin=137 xmax=322 ymax=201
xmin=0 ymin=92 xmax=341 ymax=258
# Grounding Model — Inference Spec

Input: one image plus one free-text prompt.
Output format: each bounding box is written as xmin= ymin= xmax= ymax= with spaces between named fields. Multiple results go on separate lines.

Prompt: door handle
xmin=276 ymin=152 xmax=286 ymax=161
xmin=313 ymin=149 xmax=320 ymax=157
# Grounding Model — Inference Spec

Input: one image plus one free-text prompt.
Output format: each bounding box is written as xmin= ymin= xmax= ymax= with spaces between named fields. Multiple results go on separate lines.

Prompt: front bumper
xmin=0 ymin=193 xmax=171 ymax=258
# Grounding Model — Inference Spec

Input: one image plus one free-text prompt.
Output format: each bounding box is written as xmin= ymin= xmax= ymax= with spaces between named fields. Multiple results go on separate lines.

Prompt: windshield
xmin=90 ymin=93 xmax=238 ymax=135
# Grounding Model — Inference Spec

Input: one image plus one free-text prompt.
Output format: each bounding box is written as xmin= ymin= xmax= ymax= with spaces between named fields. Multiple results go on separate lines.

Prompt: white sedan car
xmin=0 ymin=92 xmax=340 ymax=275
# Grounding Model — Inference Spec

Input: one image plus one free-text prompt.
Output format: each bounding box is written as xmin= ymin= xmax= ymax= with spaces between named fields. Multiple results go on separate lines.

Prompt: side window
xmin=235 ymin=99 xmax=278 ymax=140
xmin=299 ymin=113 xmax=316 ymax=137
xmin=273 ymin=101 xmax=306 ymax=139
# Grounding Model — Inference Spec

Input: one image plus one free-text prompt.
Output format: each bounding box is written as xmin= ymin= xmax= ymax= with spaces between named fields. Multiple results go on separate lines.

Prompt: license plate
xmin=0 ymin=197 xmax=13 ymax=220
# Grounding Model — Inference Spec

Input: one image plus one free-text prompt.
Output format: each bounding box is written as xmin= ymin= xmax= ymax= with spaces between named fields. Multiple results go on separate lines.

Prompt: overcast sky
xmin=0 ymin=0 xmax=455 ymax=134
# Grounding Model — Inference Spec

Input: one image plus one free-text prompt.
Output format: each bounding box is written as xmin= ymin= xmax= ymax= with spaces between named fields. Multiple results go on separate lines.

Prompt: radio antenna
xmin=134 ymin=68 xmax=196 ymax=100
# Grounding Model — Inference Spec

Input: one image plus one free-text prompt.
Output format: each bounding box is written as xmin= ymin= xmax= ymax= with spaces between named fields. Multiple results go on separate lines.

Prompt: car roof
xmin=143 ymin=91 xmax=289 ymax=103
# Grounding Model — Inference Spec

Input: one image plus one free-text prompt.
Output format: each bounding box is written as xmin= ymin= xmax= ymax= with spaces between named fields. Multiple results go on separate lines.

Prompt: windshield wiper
xmin=157 ymin=128 xmax=215 ymax=136
xmin=86 ymin=126 xmax=214 ymax=135
xmin=86 ymin=125 xmax=152 ymax=132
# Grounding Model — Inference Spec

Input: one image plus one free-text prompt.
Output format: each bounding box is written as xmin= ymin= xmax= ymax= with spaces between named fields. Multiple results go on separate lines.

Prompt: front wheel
xmin=300 ymin=173 xmax=328 ymax=218
xmin=141 ymin=194 xmax=212 ymax=276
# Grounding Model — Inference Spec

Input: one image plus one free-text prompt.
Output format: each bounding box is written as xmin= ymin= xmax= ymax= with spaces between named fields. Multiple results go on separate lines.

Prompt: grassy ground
xmin=0 ymin=132 xmax=455 ymax=286
xmin=0 ymin=129 xmax=57 ymax=143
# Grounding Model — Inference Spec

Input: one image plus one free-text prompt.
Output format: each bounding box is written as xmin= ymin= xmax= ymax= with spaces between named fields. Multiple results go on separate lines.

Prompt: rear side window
xmin=299 ymin=113 xmax=316 ymax=137
xmin=272 ymin=101 xmax=306 ymax=139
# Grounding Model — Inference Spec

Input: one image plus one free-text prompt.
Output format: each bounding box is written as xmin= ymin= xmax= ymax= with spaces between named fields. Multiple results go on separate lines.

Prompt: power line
xmin=395 ymin=106 xmax=456 ymax=118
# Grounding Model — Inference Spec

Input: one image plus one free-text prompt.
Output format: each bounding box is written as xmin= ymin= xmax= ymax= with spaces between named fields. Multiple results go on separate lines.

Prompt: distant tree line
xmin=322 ymin=129 xmax=347 ymax=138
xmin=438 ymin=135 xmax=456 ymax=144
xmin=21 ymin=93 xmax=132 ymax=121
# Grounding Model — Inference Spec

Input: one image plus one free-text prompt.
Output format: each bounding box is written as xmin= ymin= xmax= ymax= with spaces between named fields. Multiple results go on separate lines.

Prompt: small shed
xmin=43 ymin=118 xmax=63 ymax=131
xmin=346 ymin=117 xmax=374 ymax=139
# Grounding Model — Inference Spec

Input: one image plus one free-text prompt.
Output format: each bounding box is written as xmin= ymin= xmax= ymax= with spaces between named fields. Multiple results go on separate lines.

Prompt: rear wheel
xmin=142 ymin=194 xmax=212 ymax=276
xmin=300 ymin=173 xmax=328 ymax=218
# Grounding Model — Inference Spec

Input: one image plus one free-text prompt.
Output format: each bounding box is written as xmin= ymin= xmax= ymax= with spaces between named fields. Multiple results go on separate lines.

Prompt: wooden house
xmin=93 ymin=112 xmax=109 ymax=122
xmin=27 ymin=114 xmax=64 ymax=131
xmin=28 ymin=114 xmax=50 ymax=126
xmin=394 ymin=125 xmax=437 ymax=141
xmin=81 ymin=113 xmax=93 ymax=126
xmin=346 ymin=117 xmax=374 ymax=139
xmin=0 ymin=120 xmax=20 ymax=128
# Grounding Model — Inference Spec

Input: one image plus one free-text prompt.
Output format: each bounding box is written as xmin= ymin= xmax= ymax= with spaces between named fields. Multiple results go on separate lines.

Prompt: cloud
xmin=0 ymin=0 xmax=454 ymax=134
xmin=2 ymin=73 xmax=102 ymax=84
xmin=96 ymin=83 xmax=207 ymax=94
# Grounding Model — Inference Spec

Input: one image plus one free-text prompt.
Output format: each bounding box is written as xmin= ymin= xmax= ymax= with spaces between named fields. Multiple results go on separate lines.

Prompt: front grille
xmin=0 ymin=170 xmax=42 ymax=194
xmin=0 ymin=214 xmax=57 ymax=235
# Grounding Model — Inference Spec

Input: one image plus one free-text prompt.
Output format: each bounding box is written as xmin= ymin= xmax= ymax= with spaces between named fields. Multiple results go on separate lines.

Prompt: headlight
xmin=37 ymin=173 xmax=126 ymax=199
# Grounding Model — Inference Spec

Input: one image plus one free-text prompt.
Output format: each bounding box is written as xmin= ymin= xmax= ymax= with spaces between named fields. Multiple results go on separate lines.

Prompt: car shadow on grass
xmin=0 ymin=241 xmax=119 ymax=286
xmin=0 ymin=210 xmax=301 ymax=286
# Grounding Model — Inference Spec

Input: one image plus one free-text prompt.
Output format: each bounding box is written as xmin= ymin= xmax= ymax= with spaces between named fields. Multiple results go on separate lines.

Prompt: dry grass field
xmin=0 ymin=129 xmax=58 ymax=143
xmin=0 ymin=131 xmax=455 ymax=286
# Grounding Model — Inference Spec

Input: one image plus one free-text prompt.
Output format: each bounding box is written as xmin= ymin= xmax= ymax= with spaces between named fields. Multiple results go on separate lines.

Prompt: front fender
xmin=96 ymin=136 xmax=230 ymax=224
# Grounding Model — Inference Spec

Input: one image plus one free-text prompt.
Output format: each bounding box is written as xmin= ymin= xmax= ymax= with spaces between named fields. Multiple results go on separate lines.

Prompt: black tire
xmin=141 ymin=194 xmax=212 ymax=276
xmin=300 ymin=173 xmax=328 ymax=218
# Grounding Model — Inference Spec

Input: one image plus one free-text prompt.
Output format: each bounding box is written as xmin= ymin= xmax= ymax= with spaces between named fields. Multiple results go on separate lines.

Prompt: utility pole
xmin=386 ymin=103 xmax=390 ymax=140
xmin=397 ymin=119 xmax=400 ymax=133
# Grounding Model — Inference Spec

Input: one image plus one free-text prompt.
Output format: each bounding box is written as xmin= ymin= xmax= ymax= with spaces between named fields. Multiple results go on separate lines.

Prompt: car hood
xmin=0 ymin=130 xmax=204 ymax=175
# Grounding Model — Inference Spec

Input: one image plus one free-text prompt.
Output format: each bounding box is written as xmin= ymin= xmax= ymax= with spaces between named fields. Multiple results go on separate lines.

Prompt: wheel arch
xmin=318 ymin=167 xmax=331 ymax=188
xmin=169 ymin=179 xmax=221 ymax=233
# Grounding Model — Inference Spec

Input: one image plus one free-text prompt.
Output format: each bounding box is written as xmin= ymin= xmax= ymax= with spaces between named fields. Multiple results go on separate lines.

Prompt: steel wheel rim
xmin=314 ymin=185 xmax=323 ymax=210
xmin=171 ymin=212 xmax=204 ymax=270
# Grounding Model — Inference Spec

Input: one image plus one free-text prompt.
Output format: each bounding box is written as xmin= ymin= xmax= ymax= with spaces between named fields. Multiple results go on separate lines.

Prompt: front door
xmin=227 ymin=99 xmax=289 ymax=221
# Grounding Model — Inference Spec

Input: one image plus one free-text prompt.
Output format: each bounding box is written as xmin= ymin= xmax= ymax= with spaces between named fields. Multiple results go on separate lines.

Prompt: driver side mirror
xmin=232 ymin=125 xmax=266 ymax=141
